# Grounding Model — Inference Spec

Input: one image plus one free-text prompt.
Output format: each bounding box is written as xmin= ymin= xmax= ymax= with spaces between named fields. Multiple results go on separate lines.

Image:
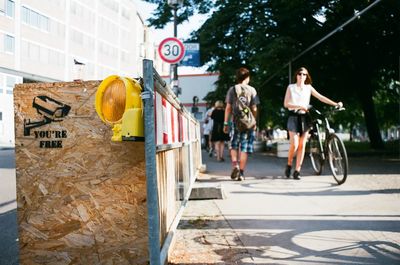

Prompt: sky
xmin=133 ymin=0 xmax=210 ymax=74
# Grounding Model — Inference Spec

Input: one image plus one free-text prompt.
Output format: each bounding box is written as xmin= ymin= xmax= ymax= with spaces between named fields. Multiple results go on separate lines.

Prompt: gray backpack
xmin=233 ymin=85 xmax=256 ymax=132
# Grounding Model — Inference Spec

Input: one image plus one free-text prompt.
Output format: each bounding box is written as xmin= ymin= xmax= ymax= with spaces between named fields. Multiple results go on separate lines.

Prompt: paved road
xmin=0 ymin=148 xmax=18 ymax=265
xmin=169 ymin=150 xmax=400 ymax=264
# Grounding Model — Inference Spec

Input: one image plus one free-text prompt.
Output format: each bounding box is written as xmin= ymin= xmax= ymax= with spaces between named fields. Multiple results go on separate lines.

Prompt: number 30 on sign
xmin=158 ymin=37 xmax=186 ymax=64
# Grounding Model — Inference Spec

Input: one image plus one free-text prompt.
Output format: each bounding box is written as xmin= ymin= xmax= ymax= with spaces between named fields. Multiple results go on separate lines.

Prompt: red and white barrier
xmin=155 ymin=91 xmax=191 ymax=146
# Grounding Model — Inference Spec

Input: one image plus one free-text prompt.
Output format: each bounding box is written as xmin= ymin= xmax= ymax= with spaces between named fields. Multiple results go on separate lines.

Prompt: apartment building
xmin=0 ymin=0 xmax=168 ymax=147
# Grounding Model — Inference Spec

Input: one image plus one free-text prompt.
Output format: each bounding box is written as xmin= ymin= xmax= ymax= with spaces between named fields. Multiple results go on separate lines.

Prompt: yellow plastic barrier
xmin=95 ymin=75 xmax=144 ymax=141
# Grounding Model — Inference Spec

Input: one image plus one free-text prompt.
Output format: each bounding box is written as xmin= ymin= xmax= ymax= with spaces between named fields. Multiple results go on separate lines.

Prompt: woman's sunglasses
xmin=297 ymin=73 xmax=307 ymax=76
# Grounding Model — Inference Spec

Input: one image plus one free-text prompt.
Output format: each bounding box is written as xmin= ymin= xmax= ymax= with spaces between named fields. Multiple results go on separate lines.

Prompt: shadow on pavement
xmin=234 ymin=182 xmax=400 ymax=197
xmin=173 ymin=218 xmax=400 ymax=265
xmin=170 ymin=150 xmax=400 ymax=264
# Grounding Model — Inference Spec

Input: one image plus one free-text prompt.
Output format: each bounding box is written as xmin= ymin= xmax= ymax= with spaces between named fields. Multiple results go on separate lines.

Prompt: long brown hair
xmin=293 ymin=67 xmax=312 ymax=85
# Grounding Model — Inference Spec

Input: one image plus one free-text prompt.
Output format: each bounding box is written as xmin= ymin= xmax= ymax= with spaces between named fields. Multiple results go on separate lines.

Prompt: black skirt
xmin=287 ymin=111 xmax=312 ymax=135
xmin=211 ymin=122 xmax=229 ymax=141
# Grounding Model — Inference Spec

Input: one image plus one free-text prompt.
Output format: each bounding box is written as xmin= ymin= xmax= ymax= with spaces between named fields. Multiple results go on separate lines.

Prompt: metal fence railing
xmin=142 ymin=59 xmax=202 ymax=265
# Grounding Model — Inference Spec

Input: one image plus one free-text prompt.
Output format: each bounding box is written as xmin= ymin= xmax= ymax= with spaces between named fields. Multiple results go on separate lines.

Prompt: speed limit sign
xmin=158 ymin=37 xmax=186 ymax=64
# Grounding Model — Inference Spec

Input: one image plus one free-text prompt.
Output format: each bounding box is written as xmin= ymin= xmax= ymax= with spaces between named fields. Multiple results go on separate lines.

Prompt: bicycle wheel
xmin=309 ymin=133 xmax=323 ymax=175
xmin=327 ymin=134 xmax=348 ymax=185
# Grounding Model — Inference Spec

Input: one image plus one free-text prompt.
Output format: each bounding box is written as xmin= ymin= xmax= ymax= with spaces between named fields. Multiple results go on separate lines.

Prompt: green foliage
xmin=143 ymin=0 xmax=214 ymax=29
xmin=144 ymin=0 xmax=400 ymax=146
xmin=344 ymin=140 xmax=399 ymax=156
xmin=373 ymin=78 xmax=400 ymax=129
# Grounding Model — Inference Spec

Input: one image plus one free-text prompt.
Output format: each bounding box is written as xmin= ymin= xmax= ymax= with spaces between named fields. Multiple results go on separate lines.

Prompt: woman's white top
xmin=287 ymin=83 xmax=312 ymax=112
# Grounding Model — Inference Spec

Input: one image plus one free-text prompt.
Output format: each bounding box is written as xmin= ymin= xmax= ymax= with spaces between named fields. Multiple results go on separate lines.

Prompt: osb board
xmin=156 ymin=149 xmax=180 ymax=244
xmin=14 ymin=81 xmax=149 ymax=265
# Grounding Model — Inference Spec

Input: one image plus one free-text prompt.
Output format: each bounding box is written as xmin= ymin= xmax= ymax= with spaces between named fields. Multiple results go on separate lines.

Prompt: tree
xmin=144 ymin=0 xmax=400 ymax=149
xmin=142 ymin=0 xmax=214 ymax=29
xmin=311 ymin=0 xmax=400 ymax=148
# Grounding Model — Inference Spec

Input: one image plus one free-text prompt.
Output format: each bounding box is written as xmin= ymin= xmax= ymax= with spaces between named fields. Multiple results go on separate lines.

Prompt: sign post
xmin=158 ymin=37 xmax=186 ymax=96
xmin=158 ymin=37 xmax=186 ymax=64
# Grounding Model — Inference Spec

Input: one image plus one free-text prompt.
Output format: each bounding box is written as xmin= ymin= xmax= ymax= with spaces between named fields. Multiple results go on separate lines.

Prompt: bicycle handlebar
xmin=335 ymin=106 xmax=346 ymax=111
xmin=308 ymin=105 xmax=345 ymax=116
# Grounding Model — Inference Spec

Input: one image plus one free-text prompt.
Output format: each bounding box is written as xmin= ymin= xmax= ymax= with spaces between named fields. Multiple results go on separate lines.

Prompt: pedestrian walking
xmin=283 ymin=66 xmax=343 ymax=179
xmin=203 ymin=105 xmax=214 ymax=152
xmin=210 ymin=100 xmax=229 ymax=162
xmin=223 ymin=67 xmax=259 ymax=181
xmin=204 ymin=106 xmax=215 ymax=157
xmin=203 ymin=116 xmax=213 ymax=152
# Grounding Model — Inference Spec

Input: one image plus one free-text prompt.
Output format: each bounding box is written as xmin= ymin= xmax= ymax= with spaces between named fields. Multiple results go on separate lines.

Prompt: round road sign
xmin=158 ymin=37 xmax=185 ymax=64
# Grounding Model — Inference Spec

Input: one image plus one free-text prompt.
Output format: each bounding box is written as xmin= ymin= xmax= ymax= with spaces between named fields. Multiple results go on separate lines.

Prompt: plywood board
xmin=14 ymin=81 xmax=149 ymax=265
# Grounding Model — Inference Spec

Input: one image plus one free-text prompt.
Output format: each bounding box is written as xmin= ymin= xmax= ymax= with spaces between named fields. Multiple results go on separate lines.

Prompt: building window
xmin=0 ymin=0 xmax=5 ymax=14
xmin=4 ymin=35 xmax=14 ymax=53
xmin=21 ymin=6 xmax=50 ymax=32
xmin=21 ymin=5 xmax=28 ymax=21
xmin=6 ymin=75 xmax=16 ymax=87
xmin=121 ymin=7 xmax=130 ymax=20
xmin=100 ymin=0 xmax=118 ymax=13
xmin=40 ymin=15 xmax=49 ymax=31
xmin=5 ymin=0 xmax=14 ymax=17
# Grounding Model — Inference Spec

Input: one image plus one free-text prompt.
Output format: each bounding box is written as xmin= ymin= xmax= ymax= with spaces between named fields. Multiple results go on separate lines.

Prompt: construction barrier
xmin=14 ymin=59 xmax=201 ymax=265
xmin=142 ymin=60 xmax=202 ymax=264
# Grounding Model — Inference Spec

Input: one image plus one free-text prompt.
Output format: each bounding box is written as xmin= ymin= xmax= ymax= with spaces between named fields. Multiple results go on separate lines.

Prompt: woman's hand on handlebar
xmin=301 ymin=106 xmax=310 ymax=112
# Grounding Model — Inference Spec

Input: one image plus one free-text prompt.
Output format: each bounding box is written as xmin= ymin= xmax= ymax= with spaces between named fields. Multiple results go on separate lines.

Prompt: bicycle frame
xmin=310 ymin=109 xmax=336 ymax=162
xmin=309 ymin=105 xmax=348 ymax=184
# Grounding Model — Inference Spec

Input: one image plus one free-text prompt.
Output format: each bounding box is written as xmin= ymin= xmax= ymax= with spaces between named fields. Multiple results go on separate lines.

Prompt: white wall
xmin=162 ymin=73 xmax=219 ymax=120
xmin=0 ymin=73 xmax=22 ymax=147
xmin=163 ymin=73 xmax=219 ymax=103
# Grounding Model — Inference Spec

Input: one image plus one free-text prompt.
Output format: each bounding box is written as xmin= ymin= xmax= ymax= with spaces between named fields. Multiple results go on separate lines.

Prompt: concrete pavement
xmin=1 ymin=148 xmax=399 ymax=265
xmin=0 ymin=148 xmax=18 ymax=265
xmin=169 ymin=151 xmax=400 ymax=264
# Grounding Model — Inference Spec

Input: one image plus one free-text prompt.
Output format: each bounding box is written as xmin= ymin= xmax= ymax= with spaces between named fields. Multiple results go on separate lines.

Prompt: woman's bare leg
xmin=215 ymin=142 xmax=221 ymax=160
xmin=219 ymin=141 xmax=225 ymax=160
xmin=295 ymin=131 xmax=310 ymax=171
xmin=287 ymin=131 xmax=299 ymax=166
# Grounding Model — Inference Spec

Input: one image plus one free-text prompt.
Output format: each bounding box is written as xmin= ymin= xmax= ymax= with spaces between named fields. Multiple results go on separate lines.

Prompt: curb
xmin=0 ymin=147 xmax=15 ymax=151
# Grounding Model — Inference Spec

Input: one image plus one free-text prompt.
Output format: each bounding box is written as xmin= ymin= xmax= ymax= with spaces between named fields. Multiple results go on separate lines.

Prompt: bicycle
xmin=308 ymin=106 xmax=349 ymax=185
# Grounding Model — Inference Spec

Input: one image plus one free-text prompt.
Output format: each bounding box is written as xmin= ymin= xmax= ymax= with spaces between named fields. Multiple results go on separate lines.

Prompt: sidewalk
xmin=168 ymin=150 xmax=400 ymax=264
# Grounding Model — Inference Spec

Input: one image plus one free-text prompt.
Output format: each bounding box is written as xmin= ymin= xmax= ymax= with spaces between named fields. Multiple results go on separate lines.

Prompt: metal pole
xmin=173 ymin=6 xmax=177 ymax=37
xmin=288 ymin=61 xmax=292 ymax=83
xmin=172 ymin=5 xmax=179 ymax=95
xmin=143 ymin=59 xmax=161 ymax=265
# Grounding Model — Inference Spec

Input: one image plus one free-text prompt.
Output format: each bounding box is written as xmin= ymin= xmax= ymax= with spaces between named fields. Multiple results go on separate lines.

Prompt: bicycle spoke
xmin=309 ymin=134 xmax=323 ymax=175
xmin=328 ymin=135 xmax=348 ymax=185
xmin=331 ymin=141 xmax=343 ymax=174
xmin=308 ymin=106 xmax=348 ymax=185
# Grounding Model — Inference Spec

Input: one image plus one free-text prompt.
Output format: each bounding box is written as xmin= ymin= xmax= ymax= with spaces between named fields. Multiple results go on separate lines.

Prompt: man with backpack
xmin=223 ymin=67 xmax=260 ymax=181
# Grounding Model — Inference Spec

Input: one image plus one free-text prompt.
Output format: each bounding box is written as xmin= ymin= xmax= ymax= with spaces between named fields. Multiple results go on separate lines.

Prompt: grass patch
xmin=344 ymin=140 xmax=399 ymax=157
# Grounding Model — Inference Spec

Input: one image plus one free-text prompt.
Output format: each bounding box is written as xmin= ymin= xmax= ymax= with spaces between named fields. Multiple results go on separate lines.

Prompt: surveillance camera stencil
xmin=23 ymin=95 xmax=71 ymax=148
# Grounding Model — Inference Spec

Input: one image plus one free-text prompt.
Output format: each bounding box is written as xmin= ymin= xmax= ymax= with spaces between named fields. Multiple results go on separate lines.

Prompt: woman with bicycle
xmin=283 ymin=67 xmax=343 ymax=179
